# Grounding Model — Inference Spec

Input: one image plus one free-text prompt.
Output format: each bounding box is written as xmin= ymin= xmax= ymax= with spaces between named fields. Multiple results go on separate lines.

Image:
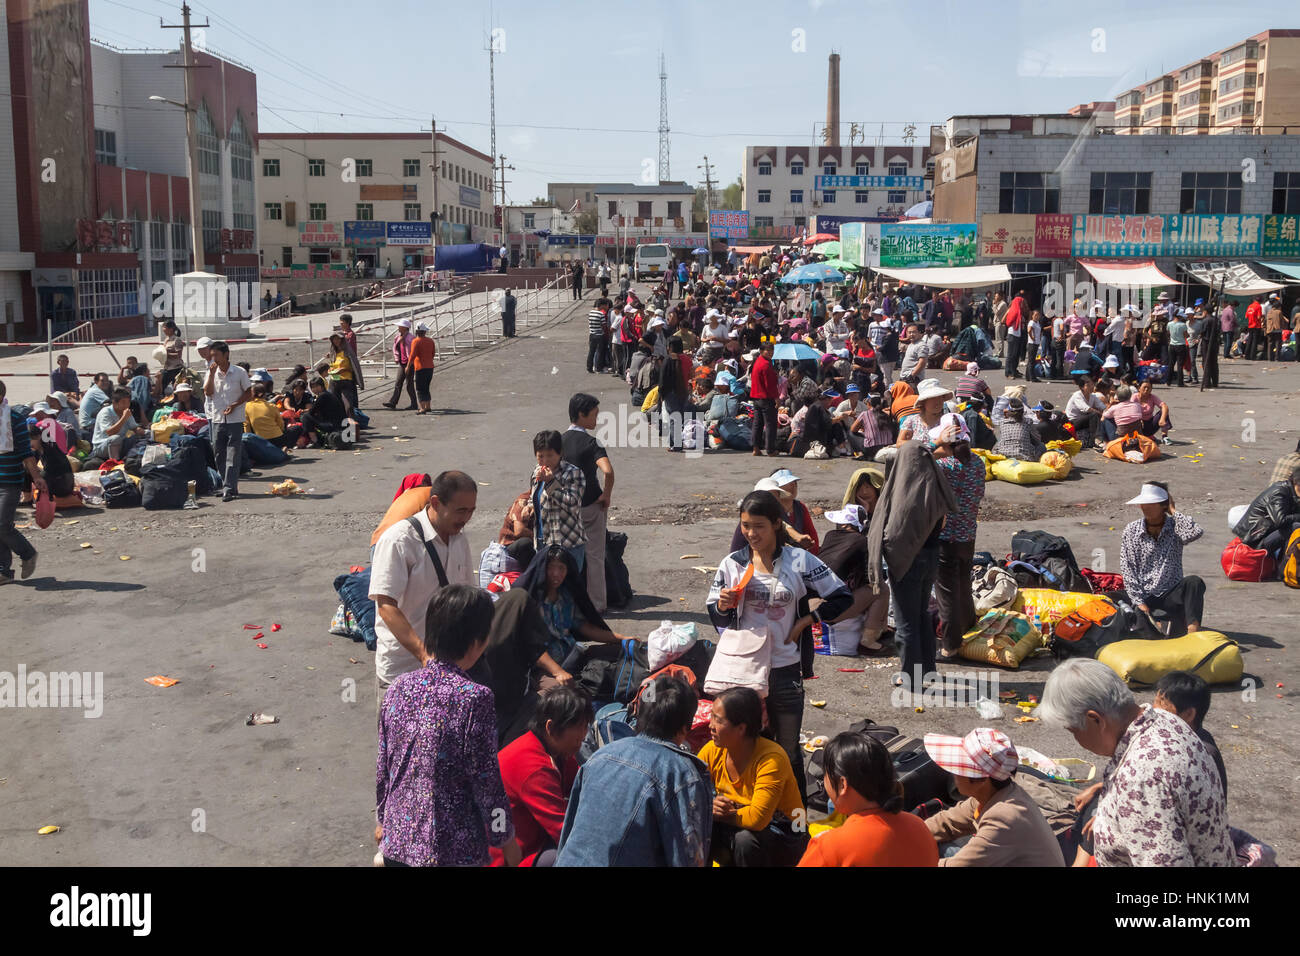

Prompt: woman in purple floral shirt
xmin=930 ymin=413 xmax=986 ymax=658
xmin=376 ymin=585 xmax=521 ymax=867
xmin=1040 ymin=659 xmax=1235 ymax=867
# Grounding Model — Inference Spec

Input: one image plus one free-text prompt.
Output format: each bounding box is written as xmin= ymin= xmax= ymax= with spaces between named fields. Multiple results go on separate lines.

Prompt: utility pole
xmin=496 ymin=154 xmax=514 ymax=214
xmin=425 ymin=115 xmax=444 ymax=249
xmin=698 ymin=156 xmax=715 ymax=252
xmin=657 ymin=52 xmax=670 ymax=181
xmin=161 ymin=3 xmax=210 ymax=274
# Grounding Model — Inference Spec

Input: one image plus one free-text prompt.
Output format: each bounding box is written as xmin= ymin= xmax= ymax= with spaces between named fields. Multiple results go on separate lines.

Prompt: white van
xmin=634 ymin=243 xmax=673 ymax=281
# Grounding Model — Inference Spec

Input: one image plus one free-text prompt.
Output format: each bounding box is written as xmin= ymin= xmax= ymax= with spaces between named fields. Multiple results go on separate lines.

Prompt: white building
xmin=594 ymin=183 xmax=695 ymax=238
xmin=256 ymin=132 xmax=494 ymax=278
xmin=741 ymin=144 xmax=935 ymax=240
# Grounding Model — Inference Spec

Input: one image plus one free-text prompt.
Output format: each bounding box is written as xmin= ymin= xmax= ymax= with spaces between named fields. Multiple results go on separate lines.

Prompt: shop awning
xmin=872 ymin=263 xmax=1012 ymax=289
xmin=1077 ymin=260 xmax=1180 ymax=286
xmin=1181 ymin=262 xmax=1285 ymax=295
xmin=1256 ymin=261 xmax=1300 ymax=282
xmin=731 ymin=244 xmax=779 ymax=254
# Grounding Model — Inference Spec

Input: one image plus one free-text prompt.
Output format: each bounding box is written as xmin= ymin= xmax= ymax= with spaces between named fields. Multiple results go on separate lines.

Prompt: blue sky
xmin=92 ymin=0 xmax=1295 ymax=202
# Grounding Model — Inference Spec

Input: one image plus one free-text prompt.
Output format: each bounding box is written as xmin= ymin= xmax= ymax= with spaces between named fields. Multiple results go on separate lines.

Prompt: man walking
xmin=499 ymin=244 xmax=509 ymax=274
xmin=203 ymin=341 xmax=252 ymax=502
xmin=586 ymin=298 xmax=610 ymax=374
xmin=501 ymin=288 xmax=517 ymax=338
xmin=749 ymin=339 xmax=779 ymax=456
xmin=563 ymin=393 xmax=614 ymax=613
xmin=570 ymin=260 xmax=585 ymax=301
xmin=1219 ymin=299 xmax=1237 ymax=360
xmin=383 ymin=317 xmax=418 ymax=410
xmin=0 ymin=380 xmax=47 ymax=584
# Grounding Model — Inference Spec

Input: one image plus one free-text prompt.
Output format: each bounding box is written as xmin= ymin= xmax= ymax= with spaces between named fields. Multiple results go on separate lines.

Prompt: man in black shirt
xmin=562 ymin=393 xmax=615 ymax=613
xmin=501 ymin=288 xmax=517 ymax=338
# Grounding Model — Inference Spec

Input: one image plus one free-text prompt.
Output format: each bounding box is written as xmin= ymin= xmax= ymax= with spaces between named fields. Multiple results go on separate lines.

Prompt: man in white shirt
xmin=370 ymin=470 xmax=477 ymax=713
xmin=900 ymin=323 xmax=930 ymax=381
xmin=1050 ymin=312 xmax=1067 ymax=379
xmin=203 ymin=341 xmax=252 ymax=502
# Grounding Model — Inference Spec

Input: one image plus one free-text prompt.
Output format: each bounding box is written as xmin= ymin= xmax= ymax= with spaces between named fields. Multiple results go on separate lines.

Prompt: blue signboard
xmin=460 ymin=185 xmax=482 ymax=210
xmin=386 ymin=221 xmax=432 ymax=246
xmin=1163 ymin=214 xmax=1262 ymax=258
xmin=344 ymin=220 xmax=387 ymax=247
xmin=815 ymin=214 xmax=896 ymax=232
xmin=709 ymin=210 xmax=749 ymax=239
xmin=546 ymin=235 xmax=597 ymax=246
xmin=814 ymin=175 xmax=924 ymax=190
xmin=1071 ymin=214 xmax=1265 ymax=258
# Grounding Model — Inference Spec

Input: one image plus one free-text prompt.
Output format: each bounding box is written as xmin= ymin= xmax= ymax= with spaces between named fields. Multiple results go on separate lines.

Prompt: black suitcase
xmin=886 ymin=735 xmax=959 ymax=810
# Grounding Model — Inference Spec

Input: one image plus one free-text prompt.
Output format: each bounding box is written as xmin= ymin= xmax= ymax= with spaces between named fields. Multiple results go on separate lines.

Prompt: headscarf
xmin=511 ymin=545 xmax=610 ymax=635
xmin=889 ymin=379 xmax=918 ymax=421
xmin=842 ymin=466 xmax=885 ymax=508
xmin=393 ymin=472 xmax=431 ymax=502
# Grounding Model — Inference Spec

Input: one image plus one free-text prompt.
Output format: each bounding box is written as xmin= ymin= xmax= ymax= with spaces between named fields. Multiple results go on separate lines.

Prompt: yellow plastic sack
xmin=959 ymin=610 xmax=1044 ymax=669
xmin=973 ymin=448 xmax=1004 ymax=481
xmin=1097 ymin=631 xmax=1244 ymax=687
xmin=640 ymin=386 xmax=660 ymax=413
xmin=809 ymin=812 xmax=849 ymax=839
xmin=1018 ymin=589 xmax=1108 ymax=626
xmin=990 ymin=458 xmax=1055 ymax=485
xmin=1039 ymin=450 xmax=1073 ymax=480
xmin=1047 ymin=438 xmax=1082 ymax=457
xmin=152 ymin=418 xmax=184 ymax=443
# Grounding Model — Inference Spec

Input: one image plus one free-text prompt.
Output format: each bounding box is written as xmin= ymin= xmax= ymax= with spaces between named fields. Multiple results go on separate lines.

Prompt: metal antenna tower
xmin=657 ymin=52 xmax=670 ymax=180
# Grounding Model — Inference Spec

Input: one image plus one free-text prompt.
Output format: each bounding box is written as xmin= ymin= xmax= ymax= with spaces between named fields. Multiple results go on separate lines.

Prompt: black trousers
xmin=935 ymin=539 xmax=976 ymax=653
xmin=1244 ymin=328 xmax=1262 ymax=360
xmin=1144 ymin=575 xmax=1206 ymax=636
xmin=585 ymin=334 xmax=607 ymax=373
xmin=388 ymin=366 xmax=417 ymax=408
xmin=1024 ymin=341 xmax=1040 ymax=381
xmin=751 ymin=398 xmax=778 ymax=454
xmin=1169 ymin=345 xmax=1188 ymax=386
xmin=710 ymin=821 xmax=808 ymax=868
xmin=502 ymin=313 xmax=516 ymax=337
xmin=1004 ymin=334 xmax=1024 ymax=378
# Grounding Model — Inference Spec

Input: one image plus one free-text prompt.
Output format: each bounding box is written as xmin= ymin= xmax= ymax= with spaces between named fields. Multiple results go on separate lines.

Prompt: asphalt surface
xmin=3 ymin=283 xmax=1296 ymax=865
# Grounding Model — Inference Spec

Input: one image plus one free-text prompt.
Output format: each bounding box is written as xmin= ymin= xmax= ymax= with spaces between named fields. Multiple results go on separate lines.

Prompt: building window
xmin=998 ymin=172 xmax=1060 ymax=214
xmin=790 ymin=162 xmax=804 ymax=175
xmin=202 ymin=210 xmax=222 ymax=254
xmin=356 ymin=203 xmax=374 ymax=220
xmin=78 ymin=268 xmax=140 ymax=322
xmin=264 ymin=203 xmax=282 ymax=221
xmin=823 ymin=161 xmax=837 ymax=175
xmin=404 ymin=203 xmax=421 ymax=221
xmin=855 ymin=163 xmax=868 ymax=176
xmin=263 ymin=158 xmax=280 ymax=177
xmin=887 ymin=190 xmax=907 ymax=204
xmin=607 ymin=201 xmax=616 ymax=218
xmin=196 ymin=105 xmax=220 ymax=176
xmin=790 ymin=190 xmax=804 ymax=204
xmin=667 ymin=201 xmax=682 ymax=218
xmin=822 ymin=191 xmax=836 ymax=204
xmin=925 ymin=160 xmax=935 ymax=178
xmin=888 ymin=161 xmax=907 ymax=176
xmin=1272 ymin=172 xmax=1300 ymax=214
xmin=309 ymin=203 xmax=327 ymax=220
xmin=752 ymin=216 xmax=774 ymax=228
xmin=308 ymin=159 xmax=325 ymax=177
xmin=440 ymin=162 xmax=447 ymax=178
xmin=403 ymin=158 xmax=420 ymax=177
xmin=637 ymin=201 xmax=652 ymax=218
xmin=1180 ymin=171 xmax=1243 ymax=214
xmin=855 ymin=191 xmax=869 ymax=204
xmin=355 ymin=159 xmax=373 ymax=177
xmin=793 ymin=216 xmax=807 ymax=228
xmin=1221 ymin=42 xmax=1257 ymax=67
xmin=95 ymin=129 xmax=117 ymax=166
xmin=281 ymin=246 xmax=293 ymax=267
xmin=523 ymin=213 xmax=535 ymax=229
xmin=757 ymin=162 xmax=772 ymax=175
xmin=757 ymin=190 xmax=771 ymax=203
xmin=229 ymin=115 xmax=252 ymax=181
xmin=1088 ymin=172 xmax=1152 ymax=214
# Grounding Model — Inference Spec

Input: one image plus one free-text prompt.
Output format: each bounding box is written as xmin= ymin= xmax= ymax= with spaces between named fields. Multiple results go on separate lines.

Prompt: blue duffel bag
xmin=333 ymin=569 xmax=378 ymax=650
xmin=241 ymin=432 xmax=289 ymax=466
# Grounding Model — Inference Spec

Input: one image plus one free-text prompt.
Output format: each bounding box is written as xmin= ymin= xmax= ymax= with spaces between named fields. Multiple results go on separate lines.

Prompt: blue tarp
xmin=433 ymin=243 xmax=497 ymax=272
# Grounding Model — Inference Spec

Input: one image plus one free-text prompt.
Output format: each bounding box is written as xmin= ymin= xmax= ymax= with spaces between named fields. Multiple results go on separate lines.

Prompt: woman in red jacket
xmin=492 ymin=685 xmax=594 ymax=867
xmin=749 ymin=339 xmax=779 ymax=456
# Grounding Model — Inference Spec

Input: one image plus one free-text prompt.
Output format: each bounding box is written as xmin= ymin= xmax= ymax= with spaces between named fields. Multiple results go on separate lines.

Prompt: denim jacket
xmin=554 ymin=735 xmax=712 ymax=867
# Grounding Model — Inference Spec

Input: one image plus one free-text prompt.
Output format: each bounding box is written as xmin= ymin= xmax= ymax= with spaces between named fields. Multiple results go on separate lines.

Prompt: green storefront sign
xmin=880 ymin=223 xmax=977 ymax=268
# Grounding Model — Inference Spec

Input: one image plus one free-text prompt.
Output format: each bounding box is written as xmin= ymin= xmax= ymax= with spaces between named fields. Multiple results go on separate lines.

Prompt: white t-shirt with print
xmin=738 ymin=568 xmax=801 ymax=669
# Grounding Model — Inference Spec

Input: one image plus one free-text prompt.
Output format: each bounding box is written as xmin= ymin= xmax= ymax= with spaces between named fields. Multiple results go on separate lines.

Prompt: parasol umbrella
xmin=771 ymin=342 xmax=824 ymax=362
xmin=813 ymin=240 xmax=841 ymax=258
xmin=820 ymin=257 xmax=859 ymax=272
xmin=902 ymin=200 xmax=933 ymax=219
xmin=801 ymin=232 xmax=838 ymax=245
xmin=780 ymin=263 xmax=846 ymax=285
xmin=691 ymin=247 xmax=709 ymax=254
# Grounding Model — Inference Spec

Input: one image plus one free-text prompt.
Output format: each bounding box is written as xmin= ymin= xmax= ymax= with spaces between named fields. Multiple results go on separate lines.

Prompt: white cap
xmin=752 ymin=477 xmax=781 ymax=494
xmin=1127 ymin=483 xmax=1169 ymax=505
xmin=415 ymin=322 xmax=429 ymax=332
xmin=1103 ymin=355 xmax=1120 ymax=368
xmin=916 ymin=378 xmax=954 ymax=403
xmin=46 ymin=391 xmax=68 ymax=407
xmin=824 ymin=505 xmax=866 ymax=532
xmin=396 ymin=318 xmax=412 ymax=329
xmin=770 ymin=468 xmax=800 ymax=486
xmin=30 ymin=401 xmax=52 ymax=415
xmin=196 ymin=336 xmax=213 ymax=349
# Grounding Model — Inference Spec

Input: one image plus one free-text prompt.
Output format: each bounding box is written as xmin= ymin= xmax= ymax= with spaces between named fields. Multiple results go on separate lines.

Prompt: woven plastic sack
xmin=1046 ymin=438 xmax=1082 ymax=457
xmin=1018 ymin=588 xmax=1104 ymax=627
xmin=1039 ymin=450 xmax=1072 ymax=480
xmin=990 ymin=458 xmax=1055 ymax=485
xmin=1098 ymin=631 xmax=1244 ymax=687
xmin=958 ymin=609 xmax=1043 ymax=669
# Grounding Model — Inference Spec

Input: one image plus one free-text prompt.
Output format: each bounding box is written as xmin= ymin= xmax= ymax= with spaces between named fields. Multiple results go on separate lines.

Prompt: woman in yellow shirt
xmin=326 ymin=332 xmax=360 ymax=417
xmin=697 ymin=687 xmax=807 ymax=866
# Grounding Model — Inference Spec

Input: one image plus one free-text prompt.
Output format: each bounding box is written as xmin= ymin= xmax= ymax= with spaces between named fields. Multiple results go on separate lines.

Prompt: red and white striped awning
xmin=1078 ymin=260 xmax=1180 ymax=286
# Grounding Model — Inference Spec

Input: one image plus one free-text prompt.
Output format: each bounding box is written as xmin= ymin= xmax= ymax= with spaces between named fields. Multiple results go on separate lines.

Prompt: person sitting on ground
xmin=1099 ymin=384 xmax=1144 ymax=445
xmin=1069 ymin=341 xmax=1103 ymax=382
xmin=511 ymin=544 xmax=634 ymax=689
xmin=699 ymin=687 xmax=808 ymax=867
xmin=50 ymin=353 xmax=80 ymax=397
xmin=162 ymin=382 xmax=200 ymax=415
xmin=301 ymin=375 xmax=345 ymax=446
xmin=91 ymin=387 xmax=143 ymax=461
xmin=555 ymin=674 xmax=712 ymax=867
xmin=27 ymin=420 xmax=75 ymax=498
xmin=1030 ymin=402 xmax=1070 ymax=445
xmin=729 ymin=468 xmax=819 ymax=555
xmin=898 ymin=378 xmax=952 ymax=444
xmin=992 ymin=398 xmax=1047 ymax=462
xmin=78 ymin=373 xmax=113 ymax=435
xmin=491 ymin=685 xmax=593 ymax=867
xmin=797 ymin=732 xmax=939 ymax=867
xmin=849 ymin=393 xmax=895 ymax=461
xmin=474 ymin=490 xmax=537 ymax=587
xmin=819 ymin=496 xmax=890 ymax=653
xmin=1039 ymin=658 xmax=1234 ymax=867
xmin=1232 ymin=464 xmax=1300 ymax=561
xmin=1135 ymin=380 xmax=1173 ymax=444
xmin=244 ymin=383 xmax=303 ymax=449
xmin=1120 ymin=482 xmax=1205 ymax=637
xmin=888 ymin=379 xmax=918 ymax=423
xmin=1065 ymin=377 xmax=1107 ymax=449
xmin=43 ymin=392 xmax=80 ymax=443
xmin=922 ymin=728 xmax=1064 ymax=866
xmin=954 ymin=362 xmax=990 ymax=404
xmin=375 ymin=585 xmax=521 ymax=868
xmin=1270 ymin=437 xmax=1300 ymax=486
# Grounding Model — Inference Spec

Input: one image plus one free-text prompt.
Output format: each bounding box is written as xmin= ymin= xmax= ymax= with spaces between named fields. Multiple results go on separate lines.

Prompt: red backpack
xmin=1220 ymin=537 xmax=1276 ymax=582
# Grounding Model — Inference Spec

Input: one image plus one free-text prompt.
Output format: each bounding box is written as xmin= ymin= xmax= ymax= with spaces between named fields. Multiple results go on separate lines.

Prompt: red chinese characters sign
xmin=219 ymin=228 xmax=255 ymax=253
xmin=76 ymin=219 xmax=134 ymax=252
xmin=1033 ymin=214 xmax=1072 ymax=258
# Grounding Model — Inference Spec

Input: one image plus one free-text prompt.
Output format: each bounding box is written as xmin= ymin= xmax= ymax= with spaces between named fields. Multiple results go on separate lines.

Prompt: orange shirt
xmin=797 ymin=808 xmax=939 ymax=868
xmin=370 ymin=487 xmax=432 ymax=546
xmin=411 ymin=336 xmax=437 ymax=370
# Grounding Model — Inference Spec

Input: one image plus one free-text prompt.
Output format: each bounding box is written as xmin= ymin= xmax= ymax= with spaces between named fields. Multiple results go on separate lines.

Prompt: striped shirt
xmin=587 ymin=309 xmax=607 ymax=336
xmin=0 ymin=408 xmax=35 ymax=486
xmin=954 ymin=374 xmax=989 ymax=401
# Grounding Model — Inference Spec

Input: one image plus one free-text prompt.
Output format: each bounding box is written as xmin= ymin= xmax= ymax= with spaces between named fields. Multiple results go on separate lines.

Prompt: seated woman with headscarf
xmin=819 ymin=465 xmax=890 ymax=652
xmin=992 ymin=399 xmax=1048 ymax=462
xmin=887 ymin=379 xmax=918 ymax=424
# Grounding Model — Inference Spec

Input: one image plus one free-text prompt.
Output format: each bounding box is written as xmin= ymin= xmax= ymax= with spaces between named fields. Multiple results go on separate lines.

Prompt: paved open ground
xmin=2 ymin=284 xmax=1297 ymax=865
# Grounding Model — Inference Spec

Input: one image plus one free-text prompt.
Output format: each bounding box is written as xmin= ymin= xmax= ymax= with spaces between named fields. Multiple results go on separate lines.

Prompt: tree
xmin=574 ymin=208 xmax=599 ymax=235
xmin=530 ymin=196 xmax=550 ymax=206
xmin=719 ymin=175 xmax=743 ymax=211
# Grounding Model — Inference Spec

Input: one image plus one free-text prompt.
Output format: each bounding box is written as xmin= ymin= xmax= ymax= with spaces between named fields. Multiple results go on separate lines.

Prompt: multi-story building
xmin=1111 ymin=29 xmax=1300 ymax=134
xmin=256 ymin=132 xmax=493 ymax=279
xmin=504 ymin=205 xmax=573 ymax=267
xmin=4 ymin=0 xmax=259 ymax=338
xmin=0 ymin=0 xmax=34 ymax=341
xmin=932 ymin=113 xmax=1300 ymax=298
xmin=740 ymin=144 xmax=934 ymax=241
